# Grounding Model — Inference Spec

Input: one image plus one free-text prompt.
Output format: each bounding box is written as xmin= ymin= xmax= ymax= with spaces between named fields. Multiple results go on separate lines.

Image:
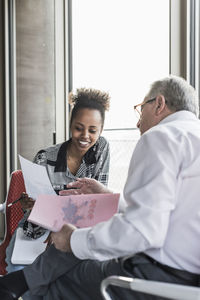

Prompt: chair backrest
xmin=0 ymin=170 xmax=26 ymax=275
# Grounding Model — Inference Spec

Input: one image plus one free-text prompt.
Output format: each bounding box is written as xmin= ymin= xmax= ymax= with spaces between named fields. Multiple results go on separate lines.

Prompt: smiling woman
xmin=5 ymin=88 xmax=111 ymax=292
xmin=33 ymin=88 xmax=111 ymax=191
xmin=67 ymin=108 xmax=102 ymax=174
xmin=67 ymin=88 xmax=110 ymax=176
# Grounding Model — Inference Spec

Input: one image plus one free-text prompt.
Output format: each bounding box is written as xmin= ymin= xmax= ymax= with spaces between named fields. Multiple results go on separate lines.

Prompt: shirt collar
xmin=159 ymin=110 xmax=198 ymax=126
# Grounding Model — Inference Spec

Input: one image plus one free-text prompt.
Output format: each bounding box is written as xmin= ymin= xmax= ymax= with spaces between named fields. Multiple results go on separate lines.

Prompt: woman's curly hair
xmin=69 ymin=88 xmax=110 ymax=127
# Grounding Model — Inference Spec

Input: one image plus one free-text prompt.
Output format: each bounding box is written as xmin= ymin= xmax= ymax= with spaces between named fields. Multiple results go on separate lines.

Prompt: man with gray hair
xmin=1 ymin=75 xmax=200 ymax=300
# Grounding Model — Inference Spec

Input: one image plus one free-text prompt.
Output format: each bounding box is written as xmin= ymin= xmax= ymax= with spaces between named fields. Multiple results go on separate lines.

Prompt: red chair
xmin=0 ymin=170 xmax=26 ymax=275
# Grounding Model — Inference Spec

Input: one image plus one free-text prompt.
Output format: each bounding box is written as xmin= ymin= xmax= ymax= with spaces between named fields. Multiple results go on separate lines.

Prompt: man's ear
xmin=155 ymin=95 xmax=166 ymax=116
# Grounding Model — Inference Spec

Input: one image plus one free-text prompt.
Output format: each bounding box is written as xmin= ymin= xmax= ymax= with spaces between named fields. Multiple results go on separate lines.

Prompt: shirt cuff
xmin=70 ymin=227 xmax=93 ymax=259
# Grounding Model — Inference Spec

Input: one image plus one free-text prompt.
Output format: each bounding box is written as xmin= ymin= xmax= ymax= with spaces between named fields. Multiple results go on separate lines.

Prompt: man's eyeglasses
xmin=134 ymin=97 xmax=156 ymax=119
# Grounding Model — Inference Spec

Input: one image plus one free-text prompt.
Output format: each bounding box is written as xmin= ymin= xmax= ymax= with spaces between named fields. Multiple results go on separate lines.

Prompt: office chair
xmin=0 ymin=170 xmax=25 ymax=275
xmin=101 ymin=275 xmax=200 ymax=300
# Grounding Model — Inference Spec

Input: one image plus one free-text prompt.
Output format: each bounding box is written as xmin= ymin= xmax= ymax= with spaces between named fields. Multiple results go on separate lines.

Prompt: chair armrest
xmin=101 ymin=276 xmax=200 ymax=300
xmin=0 ymin=203 xmax=6 ymax=213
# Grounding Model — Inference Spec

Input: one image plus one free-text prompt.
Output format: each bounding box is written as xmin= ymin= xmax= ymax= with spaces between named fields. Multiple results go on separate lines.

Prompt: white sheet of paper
xmin=11 ymin=227 xmax=50 ymax=264
xmin=19 ymin=155 xmax=56 ymax=200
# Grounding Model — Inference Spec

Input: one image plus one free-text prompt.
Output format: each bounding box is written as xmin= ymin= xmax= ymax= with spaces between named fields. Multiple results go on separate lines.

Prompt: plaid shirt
xmin=23 ymin=136 xmax=110 ymax=238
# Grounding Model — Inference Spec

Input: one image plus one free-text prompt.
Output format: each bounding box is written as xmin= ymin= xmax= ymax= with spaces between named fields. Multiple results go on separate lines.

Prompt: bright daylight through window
xmin=72 ymin=0 xmax=169 ymax=190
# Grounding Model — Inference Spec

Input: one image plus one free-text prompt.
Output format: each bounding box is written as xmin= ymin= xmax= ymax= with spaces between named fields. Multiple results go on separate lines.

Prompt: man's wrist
xmin=68 ymin=228 xmax=75 ymax=252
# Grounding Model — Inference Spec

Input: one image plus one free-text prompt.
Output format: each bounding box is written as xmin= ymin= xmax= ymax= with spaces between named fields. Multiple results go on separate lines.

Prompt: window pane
xmin=72 ymin=0 xmax=169 ymax=129
xmin=72 ymin=0 xmax=169 ymax=190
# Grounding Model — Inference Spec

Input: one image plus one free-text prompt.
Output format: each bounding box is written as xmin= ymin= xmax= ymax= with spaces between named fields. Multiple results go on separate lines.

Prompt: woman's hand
xmin=59 ymin=178 xmax=112 ymax=196
xmin=20 ymin=192 xmax=35 ymax=210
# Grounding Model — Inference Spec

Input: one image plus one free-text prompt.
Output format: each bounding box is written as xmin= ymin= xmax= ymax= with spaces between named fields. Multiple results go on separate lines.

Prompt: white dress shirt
xmin=71 ymin=111 xmax=200 ymax=274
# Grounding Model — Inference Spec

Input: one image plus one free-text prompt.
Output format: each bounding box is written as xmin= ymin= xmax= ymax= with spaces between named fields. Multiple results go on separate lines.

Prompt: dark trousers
xmin=23 ymin=246 xmax=200 ymax=300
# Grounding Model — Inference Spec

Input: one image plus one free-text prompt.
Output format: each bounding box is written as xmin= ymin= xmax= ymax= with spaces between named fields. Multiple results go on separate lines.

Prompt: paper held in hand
xmin=28 ymin=193 xmax=120 ymax=232
xmin=19 ymin=155 xmax=56 ymax=200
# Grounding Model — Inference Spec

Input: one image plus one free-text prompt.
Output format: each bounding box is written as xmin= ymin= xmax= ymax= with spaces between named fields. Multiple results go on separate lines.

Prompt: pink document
xmin=28 ymin=193 xmax=120 ymax=232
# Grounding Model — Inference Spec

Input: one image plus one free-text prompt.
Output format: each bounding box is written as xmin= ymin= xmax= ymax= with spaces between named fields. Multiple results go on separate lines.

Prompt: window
xmin=71 ymin=0 xmax=170 ymax=190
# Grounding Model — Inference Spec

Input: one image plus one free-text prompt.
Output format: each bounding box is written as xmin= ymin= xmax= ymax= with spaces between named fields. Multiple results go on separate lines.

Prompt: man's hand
xmin=59 ymin=178 xmax=112 ymax=196
xmin=50 ymin=224 xmax=76 ymax=252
